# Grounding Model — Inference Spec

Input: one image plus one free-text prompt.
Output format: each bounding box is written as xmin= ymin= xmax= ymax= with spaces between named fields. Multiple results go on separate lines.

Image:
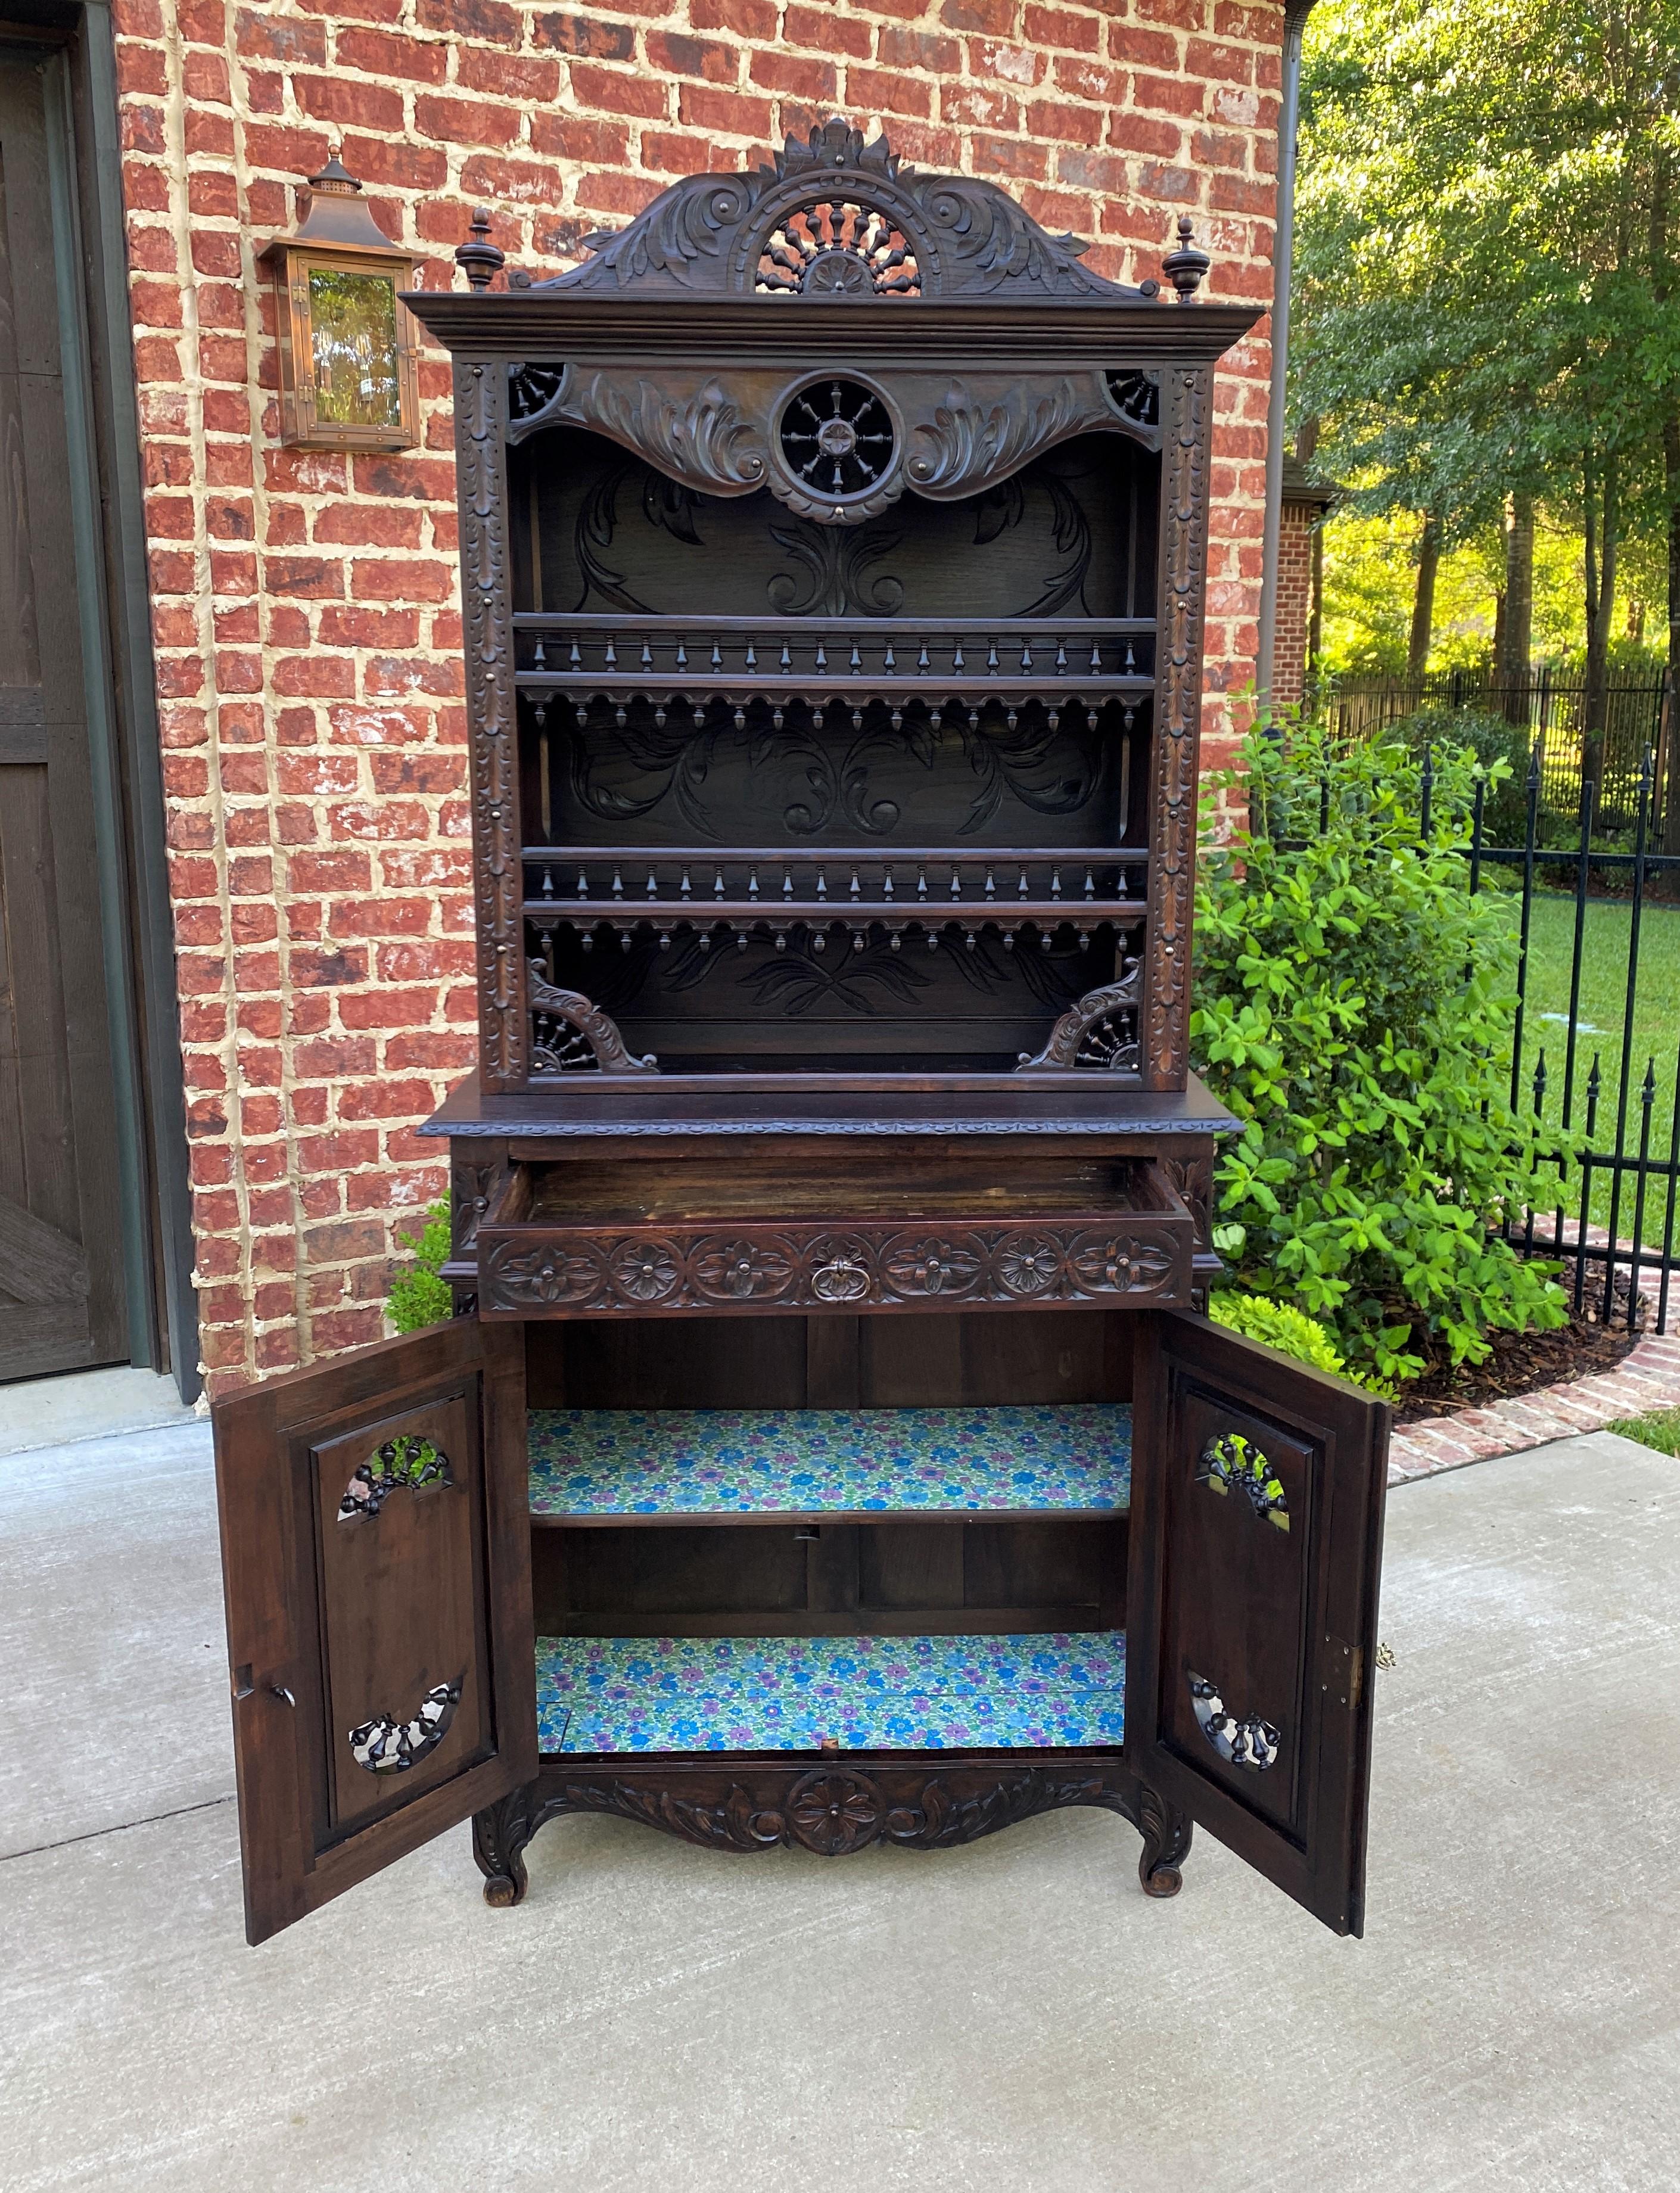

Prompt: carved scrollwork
xmin=555 ymin=1780 xmax=789 ymax=1853
xmin=1015 ymin=967 xmax=1144 ymax=1072
xmin=886 ymin=1772 xmax=1119 ymax=1847
xmin=550 ymin=370 xmax=768 ymax=489
xmin=527 ymin=963 xmax=658 ymax=1075
xmin=1136 ymin=1780 xmax=1193 ymax=1896
xmin=537 ymin=1765 xmax=1130 ymax=1862
xmin=1143 ymin=365 xmax=1211 ymax=1090
xmin=455 ymin=360 xmax=523 ymax=1088
xmin=1162 ymin=1152 xmax=1214 ymax=1252
xmin=450 ymin=1159 xmax=503 ymax=1258
xmin=477 ymin=1218 xmax=1188 ymax=1314
xmin=906 ymin=377 xmax=1109 ymax=498
xmin=473 ymin=1782 xmax=543 ymax=1906
xmin=541 ymin=119 xmax=1151 ymax=304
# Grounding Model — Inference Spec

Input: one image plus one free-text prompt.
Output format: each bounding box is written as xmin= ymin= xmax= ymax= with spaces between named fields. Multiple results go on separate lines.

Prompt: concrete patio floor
xmin=2 ymin=1388 xmax=1678 ymax=2192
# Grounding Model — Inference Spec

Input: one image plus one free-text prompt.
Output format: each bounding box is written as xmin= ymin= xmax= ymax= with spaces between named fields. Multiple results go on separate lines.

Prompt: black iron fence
xmin=1453 ymin=748 xmax=1679 ymax=1335
xmin=1320 ymin=668 xmax=1671 ymax=839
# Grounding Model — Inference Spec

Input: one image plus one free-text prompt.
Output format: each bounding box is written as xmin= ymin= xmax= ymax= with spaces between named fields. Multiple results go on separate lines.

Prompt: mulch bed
xmin=1395 ymin=1260 xmax=1648 ymax=1423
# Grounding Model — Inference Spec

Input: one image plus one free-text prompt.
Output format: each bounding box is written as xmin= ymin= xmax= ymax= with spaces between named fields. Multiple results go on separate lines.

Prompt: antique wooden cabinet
xmin=213 ymin=124 xmax=1390 ymax=1948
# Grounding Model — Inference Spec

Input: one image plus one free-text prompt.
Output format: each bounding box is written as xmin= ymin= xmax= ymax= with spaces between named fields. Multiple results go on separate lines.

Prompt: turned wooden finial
xmin=1161 ymin=215 xmax=1211 ymax=303
xmin=455 ymin=206 xmax=505 ymax=292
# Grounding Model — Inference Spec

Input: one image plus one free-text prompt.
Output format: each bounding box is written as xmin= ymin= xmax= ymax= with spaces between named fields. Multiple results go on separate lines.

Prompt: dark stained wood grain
xmin=213 ymin=1318 xmax=536 ymax=1945
xmin=1127 ymin=1309 xmax=1390 ymax=1937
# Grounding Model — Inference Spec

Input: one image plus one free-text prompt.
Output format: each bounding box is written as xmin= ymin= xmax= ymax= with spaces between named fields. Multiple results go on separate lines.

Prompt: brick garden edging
xmin=1386 ymin=1332 xmax=1680 ymax=1486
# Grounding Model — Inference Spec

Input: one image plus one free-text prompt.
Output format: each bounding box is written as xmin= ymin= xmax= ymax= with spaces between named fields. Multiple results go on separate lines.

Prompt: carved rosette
xmin=455 ymin=359 xmax=524 ymax=1089
xmin=477 ymin=1218 xmax=1189 ymax=1314
xmin=1143 ymin=365 xmax=1211 ymax=1091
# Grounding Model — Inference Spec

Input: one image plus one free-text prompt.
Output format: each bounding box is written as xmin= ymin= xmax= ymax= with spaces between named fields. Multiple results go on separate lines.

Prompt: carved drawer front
xmin=472 ymin=1152 xmax=1194 ymax=1318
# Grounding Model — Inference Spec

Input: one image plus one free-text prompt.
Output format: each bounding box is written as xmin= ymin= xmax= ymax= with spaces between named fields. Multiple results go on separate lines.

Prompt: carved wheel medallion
xmin=784 ymin=1768 xmax=885 ymax=1854
xmin=778 ymin=378 xmax=896 ymax=508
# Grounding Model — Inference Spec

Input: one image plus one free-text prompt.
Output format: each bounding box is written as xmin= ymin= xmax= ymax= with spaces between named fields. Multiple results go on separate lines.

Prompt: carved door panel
xmin=213 ymin=1319 xmax=536 ymax=1944
xmin=1128 ymin=1310 xmax=1390 ymax=1936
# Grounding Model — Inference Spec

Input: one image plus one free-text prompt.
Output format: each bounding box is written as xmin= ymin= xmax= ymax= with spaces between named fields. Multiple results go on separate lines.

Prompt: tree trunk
xmin=1583 ymin=454 xmax=1617 ymax=794
xmin=1408 ymin=515 xmax=1439 ymax=685
xmin=1499 ymin=490 xmax=1535 ymax=724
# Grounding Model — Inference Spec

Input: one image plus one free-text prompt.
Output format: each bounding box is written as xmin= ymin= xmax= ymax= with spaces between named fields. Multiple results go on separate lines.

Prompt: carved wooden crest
xmin=504 ymin=119 xmax=1183 ymax=524
xmin=533 ymin=119 xmax=1159 ymax=306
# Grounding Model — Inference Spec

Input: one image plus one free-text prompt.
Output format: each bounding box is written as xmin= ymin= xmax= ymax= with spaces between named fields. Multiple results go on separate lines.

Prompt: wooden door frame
xmin=0 ymin=3 xmax=197 ymax=1396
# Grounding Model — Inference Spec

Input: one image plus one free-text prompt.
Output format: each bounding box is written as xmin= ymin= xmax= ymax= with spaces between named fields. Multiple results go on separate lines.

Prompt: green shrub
xmin=1208 ymin=1290 xmax=1393 ymax=1397
xmin=1604 ymin=1408 xmax=1680 ymax=1458
xmin=1192 ymin=717 xmax=1570 ymax=1388
xmin=1392 ymin=706 xmax=1533 ymax=843
xmin=386 ymin=1200 xmax=453 ymax=1333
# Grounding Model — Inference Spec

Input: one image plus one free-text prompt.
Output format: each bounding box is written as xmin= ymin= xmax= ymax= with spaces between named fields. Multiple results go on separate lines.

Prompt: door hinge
xmin=1323 ymin=1634 xmax=1363 ymax=1710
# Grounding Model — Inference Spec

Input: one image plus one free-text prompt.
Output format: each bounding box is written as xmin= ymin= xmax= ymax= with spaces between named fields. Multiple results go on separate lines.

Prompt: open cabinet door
xmin=1128 ymin=1309 xmax=1390 ymax=1936
xmin=213 ymin=1318 xmax=536 ymax=1944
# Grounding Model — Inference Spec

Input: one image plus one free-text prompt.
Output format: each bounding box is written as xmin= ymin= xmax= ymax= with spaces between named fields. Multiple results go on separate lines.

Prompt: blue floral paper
xmin=527 ymin=1404 xmax=1131 ymax=1517
xmin=536 ymin=1631 xmax=1126 ymax=1753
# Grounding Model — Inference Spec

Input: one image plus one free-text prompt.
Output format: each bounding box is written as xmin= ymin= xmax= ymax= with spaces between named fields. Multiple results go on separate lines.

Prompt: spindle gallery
xmin=210 ymin=125 xmax=1390 ymax=1948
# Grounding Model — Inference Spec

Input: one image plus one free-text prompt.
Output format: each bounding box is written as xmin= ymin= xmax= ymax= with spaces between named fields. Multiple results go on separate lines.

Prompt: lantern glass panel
xmin=307 ymin=266 xmax=402 ymax=429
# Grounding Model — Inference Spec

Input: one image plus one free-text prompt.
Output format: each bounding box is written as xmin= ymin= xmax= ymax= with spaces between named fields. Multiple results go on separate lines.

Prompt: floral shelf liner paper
xmin=536 ymin=1630 xmax=1127 ymax=1753
xmin=528 ymin=1404 xmax=1132 ymax=1517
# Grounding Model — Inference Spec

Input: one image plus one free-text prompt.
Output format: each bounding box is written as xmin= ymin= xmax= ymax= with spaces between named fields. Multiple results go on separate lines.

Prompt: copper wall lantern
xmin=260 ymin=154 xmax=422 ymax=452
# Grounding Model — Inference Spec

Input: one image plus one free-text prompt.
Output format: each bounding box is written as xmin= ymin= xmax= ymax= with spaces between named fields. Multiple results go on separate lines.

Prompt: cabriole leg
xmin=1136 ymin=1782 xmax=1192 ymax=1898
xmin=473 ymin=1783 xmax=541 ymax=1908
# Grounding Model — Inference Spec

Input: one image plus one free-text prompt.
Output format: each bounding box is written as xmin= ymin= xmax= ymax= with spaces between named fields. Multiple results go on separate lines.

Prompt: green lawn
xmin=1514 ymin=890 xmax=1680 ymax=1240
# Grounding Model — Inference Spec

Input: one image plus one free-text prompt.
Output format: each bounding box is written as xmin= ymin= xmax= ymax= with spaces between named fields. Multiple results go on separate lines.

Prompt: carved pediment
xmin=535 ymin=118 xmax=1161 ymax=306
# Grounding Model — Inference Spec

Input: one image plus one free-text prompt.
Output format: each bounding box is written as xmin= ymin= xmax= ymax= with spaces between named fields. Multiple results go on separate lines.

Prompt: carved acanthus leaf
xmin=555 ymin=372 xmax=768 ymax=494
xmin=906 ymin=378 xmax=1106 ymax=499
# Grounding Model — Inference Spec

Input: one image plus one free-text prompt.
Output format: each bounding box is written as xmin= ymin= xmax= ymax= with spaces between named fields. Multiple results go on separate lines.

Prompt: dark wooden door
xmin=1128 ymin=1310 xmax=1390 ymax=1936
xmin=0 ymin=51 xmax=126 ymax=1377
xmin=214 ymin=1319 xmax=537 ymax=1944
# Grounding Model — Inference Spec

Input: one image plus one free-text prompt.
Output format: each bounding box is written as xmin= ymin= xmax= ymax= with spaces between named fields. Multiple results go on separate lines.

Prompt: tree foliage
xmin=1296 ymin=0 xmax=1680 ymax=529
xmin=1191 ymin=721 xmax=1571 ymax=1386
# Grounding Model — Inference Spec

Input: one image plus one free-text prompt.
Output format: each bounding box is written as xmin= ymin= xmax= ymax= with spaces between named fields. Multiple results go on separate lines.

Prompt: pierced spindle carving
xmin=1015 ymin=969 xmax=1144 ymax=1072
xmin=527 ymin=961 xmax=658 ymax=1075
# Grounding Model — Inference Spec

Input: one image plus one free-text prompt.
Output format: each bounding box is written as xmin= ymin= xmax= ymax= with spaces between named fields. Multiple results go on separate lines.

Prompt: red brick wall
xmin=111 ymin=0 xmax=1284 ymax=1393
xmin=1271 ymin=494 xmax=1314 ymax=708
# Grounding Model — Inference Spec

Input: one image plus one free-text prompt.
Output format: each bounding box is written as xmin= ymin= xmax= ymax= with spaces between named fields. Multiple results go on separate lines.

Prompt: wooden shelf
xmin=535 ymin=1628 xmax=1127 ymax=1752
xmin=527 ymin=1404 xmax=1133 ymax=1522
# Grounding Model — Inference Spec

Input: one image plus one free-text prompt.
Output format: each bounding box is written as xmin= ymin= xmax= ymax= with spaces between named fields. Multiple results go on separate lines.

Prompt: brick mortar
xmin=113 ymin=0 xmax=1286 ymax=1392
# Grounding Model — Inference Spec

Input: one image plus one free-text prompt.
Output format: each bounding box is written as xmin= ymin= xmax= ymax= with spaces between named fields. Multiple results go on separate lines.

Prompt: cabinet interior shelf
xmin=527 ymin=1404 xmax=1133 ymax=1523
xmin=535 ymin=1628 xmax=1128 ymax=1753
